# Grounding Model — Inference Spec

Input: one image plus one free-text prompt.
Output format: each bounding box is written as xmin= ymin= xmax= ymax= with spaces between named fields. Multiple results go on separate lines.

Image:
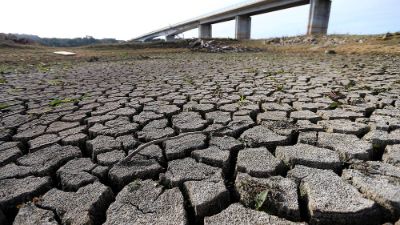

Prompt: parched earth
xmin=1 ymin=51 xmax=400 ymax=225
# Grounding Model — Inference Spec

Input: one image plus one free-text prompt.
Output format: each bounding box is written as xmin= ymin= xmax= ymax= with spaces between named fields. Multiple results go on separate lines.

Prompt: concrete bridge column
xmin=235 ymin=15 xmax=251 ymax=40
xmin=307 ymin=0 xmax=331 ymax=35
xmin=166 ymin=35 xmax=176 ymax=42
xmin=199 ymin=24 xmax=212 ymax=38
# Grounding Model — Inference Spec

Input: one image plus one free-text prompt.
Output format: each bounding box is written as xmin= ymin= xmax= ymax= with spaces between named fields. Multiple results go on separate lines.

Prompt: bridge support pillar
xmin=307 ymin=0 xmax=331 ymax=35
xmin=235 ymin=15 xmax=251 ymax=40
xmin=166 ymin=35 xmax=176 ymax=42
xmin=199 ymin=24 xmax=212 ymax=39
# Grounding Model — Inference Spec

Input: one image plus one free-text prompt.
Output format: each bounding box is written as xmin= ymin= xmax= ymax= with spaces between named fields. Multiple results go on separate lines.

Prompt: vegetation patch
xmin=0 ymin=103 xmax=9 ymax=110
xmin=0 ymin=77 xmax=6 ymax=84
xmin=49 ymin=97 xmax=79 ymax=107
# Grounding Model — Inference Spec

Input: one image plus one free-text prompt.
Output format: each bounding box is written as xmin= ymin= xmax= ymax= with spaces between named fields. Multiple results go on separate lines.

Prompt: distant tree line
xmin=0 ymin=33 xmax=121 ymax=47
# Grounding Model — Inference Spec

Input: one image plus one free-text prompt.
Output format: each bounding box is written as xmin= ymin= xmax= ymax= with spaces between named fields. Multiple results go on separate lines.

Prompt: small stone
xmin=325 ymin=49 xmax=336 ymax=54
xmin=236 ymin=147 xmax=285 ymax=178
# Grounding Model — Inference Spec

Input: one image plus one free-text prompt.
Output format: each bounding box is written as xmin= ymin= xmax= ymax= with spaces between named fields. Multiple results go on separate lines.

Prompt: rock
xmin=28 ymin=134 xmax=61 ymax=151
xmin=46 ymin=121 xmax=79 ymax=134
xmin=383 ymin=145 xmax=400 ymax=166
xmin=275 ymin=143 xmax=341 ymax=171
xmin=104 ymin=179 xmax=187 ymax=225
xmin=317 ymin=132 xmax=373 ymax=161
xmin=56 ymin=158 xmax=97 ymax=191
xmin=13 ymin=203 xmax=58 ymax=225
xmin=17 ymin=144 xmax=81 ymax=176
xmin=0 ymin=141 xmax=22 ymax=166
xmin=172 ymin=111 xmax=208 ymax=132
xmin=38 ymin=182 xmax=114 ymax=225
xmin=88 ymin=118 xmax=139 ymax=137
xmin=317 ymin=109 xmax=363 ymax=120
xmin=290 ymin=110 xmax=321 ymax=123
xmin=342 ymin=161 xmax=400 ymax=220
xmin=363 ymin=129 xmax=400 ymax=147
xmin=217 ymin=118 xmax=254 ymax=137
xmin=235 ymin=173 xmax=301 ymax=221
xmin=0 ymin=176 xmax=51 ymax=210
xmin=184 ymin=180 xmax=230 ymax=218
xmin=160 ymin=158 xmax=221 ymax=188
xmin=239 ymin=125 xmax=289 ymax=148
xmin=236 ymin=147 xmax=285 ymax=178
xmin=97 ymin=150 xmax=125 ymax=166
xmin=86 ymin=135 xmax=121 ymax=160
xmin=133 ymin=111 xmax=164 ymax=126
xmin=209 ymin=135 xmax=243 ymax=151
xmin=192 ymin=146 xmax=230 ymax=169
xmin=12 ymin=125 xmax=46 ymax=141
xmin=206 ymin=110 xmax=232 ymax=125
xmin=325 ymin=49 xmax=336 ymax=54
xmin=318 ymin=119 xmax=369 ymax=136
xmin=164 ymin=133 xmax=206 ymax=160
xmin=204 ymin=203 xmax=304 ymax=225
xmin=0 ymin=163 xmax=33 ymax=180
xmin=86 ymin=114 xmax=117 ymax=126
xmin=257 ymin=111 xmax=288 ymax=123
xmin=1 ymin=114 xmax=32 ymax=129
xmin=137 ymin=119 xmax=174 ymax=141
xmin=288 ymin=166 xmax=380 ymax=225
xmin=108 ymin=155 xmax=163 ymax=190
xmin=298 ymin=131 xmax=318 ymax=145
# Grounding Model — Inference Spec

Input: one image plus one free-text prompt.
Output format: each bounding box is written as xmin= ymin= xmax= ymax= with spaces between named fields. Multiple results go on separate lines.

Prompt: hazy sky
xmin=1 ymin=0 xmax=399 ymax=40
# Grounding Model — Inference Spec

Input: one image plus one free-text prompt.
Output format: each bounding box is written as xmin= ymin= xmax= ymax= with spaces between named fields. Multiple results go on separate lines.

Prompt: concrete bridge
xmin=133 ymin=0 xmax=331 ymax=42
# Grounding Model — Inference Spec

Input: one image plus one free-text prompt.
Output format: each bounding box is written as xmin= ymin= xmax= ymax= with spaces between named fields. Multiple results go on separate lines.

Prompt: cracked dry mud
xmin=1 ymin=52 xmax=400 ymax=225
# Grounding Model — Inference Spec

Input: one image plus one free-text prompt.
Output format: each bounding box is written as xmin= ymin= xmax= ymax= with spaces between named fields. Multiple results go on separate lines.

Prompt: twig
xmin=120 ymin=125 xmax=227 ymax=164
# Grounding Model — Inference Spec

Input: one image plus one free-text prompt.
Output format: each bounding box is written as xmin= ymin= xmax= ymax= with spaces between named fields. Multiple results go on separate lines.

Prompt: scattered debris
xmin=189 ymin=39 xmax=261 ymax=53
xmin=53 ymin=51 xmax=76 ymax=56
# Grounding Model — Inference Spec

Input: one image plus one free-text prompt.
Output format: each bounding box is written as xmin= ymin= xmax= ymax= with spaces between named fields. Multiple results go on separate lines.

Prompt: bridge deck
xmin=133 ymin=0 xmax=310 ymax=41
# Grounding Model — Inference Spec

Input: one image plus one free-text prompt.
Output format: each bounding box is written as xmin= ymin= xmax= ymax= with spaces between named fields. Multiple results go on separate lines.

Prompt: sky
xmin=1 ymin=0 xmax=399 ymax=40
